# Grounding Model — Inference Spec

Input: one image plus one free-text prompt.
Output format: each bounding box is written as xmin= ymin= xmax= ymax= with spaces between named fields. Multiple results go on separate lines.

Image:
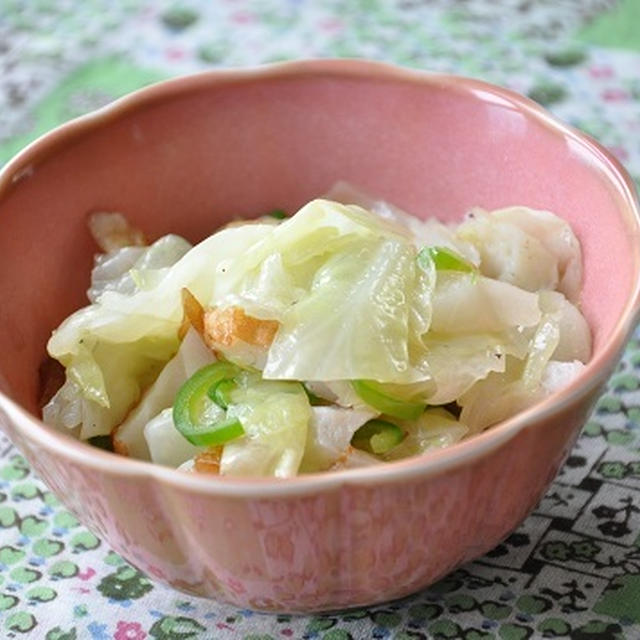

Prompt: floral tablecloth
xmin=1 ymin=1 xmax=640 ymax=638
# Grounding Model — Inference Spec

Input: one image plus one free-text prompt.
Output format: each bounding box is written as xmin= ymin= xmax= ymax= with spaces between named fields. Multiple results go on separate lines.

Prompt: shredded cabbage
xmin=43 ymin=186 xmax=591 ymax=477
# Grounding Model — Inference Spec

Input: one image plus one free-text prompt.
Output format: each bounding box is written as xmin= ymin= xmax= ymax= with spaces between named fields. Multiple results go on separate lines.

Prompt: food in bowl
xmin=42 ymin=181 xmax=591 ymax=477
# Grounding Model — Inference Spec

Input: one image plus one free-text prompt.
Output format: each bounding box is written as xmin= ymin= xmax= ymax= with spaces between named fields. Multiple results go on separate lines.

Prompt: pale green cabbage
xmin=44 ymin=189 xmax=592 ymax=476
xmin=46 ymin=225 xmax=272 ymax=438
xmin=221 ymin=373 xmax=311 ymax=478
xmin=212 ymin=199 xmax=435 ymax=383
xmin=115 ymin=328 xmax=215 ymax=459
xmin=383 ymin=408 xmax=468 ymax=461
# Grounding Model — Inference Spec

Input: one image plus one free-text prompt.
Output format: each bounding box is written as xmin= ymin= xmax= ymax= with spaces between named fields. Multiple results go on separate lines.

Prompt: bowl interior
xmin=0 ymin=64 xmax=638 ymax=416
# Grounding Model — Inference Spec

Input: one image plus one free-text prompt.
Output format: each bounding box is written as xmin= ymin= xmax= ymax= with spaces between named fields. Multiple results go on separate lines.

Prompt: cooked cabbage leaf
xmin=430 ymin=272 xmax=541 ymax=334
xmin=383 ymin=408 xmax=468 ymax=461
xmin=264 ymin=235 xmax=431 ymax=382
xmin=88 ymin=234 xmax=191 ymax=303
xmin=220 ymin=373 xmax=311 ymax=478
xmin=47 ymin=225 xmax=271 ymax=438
xmin=114 ymin=328 xmax=215 ymax=459
xmin=457 ymin=206 xmax=582 ymax=302
xmin=211 ymin=199 xmax=435 ymax=383
xmin=144 ymin=408 xmax=202 ymax=468
xmin=300 ymin=406 xmax=377 ymax=472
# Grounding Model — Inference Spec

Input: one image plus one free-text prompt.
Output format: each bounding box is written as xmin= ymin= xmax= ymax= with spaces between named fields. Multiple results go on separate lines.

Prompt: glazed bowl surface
xmin=0 ymin=60 xmax=639 ymax=613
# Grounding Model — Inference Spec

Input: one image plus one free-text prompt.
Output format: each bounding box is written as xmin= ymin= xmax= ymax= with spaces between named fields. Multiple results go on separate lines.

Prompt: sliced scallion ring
xmin=173 ymin=362 xmax=245 ymax=446
xmin=351 ymin=380 xmax=425 ymax=420
xmin=351 ymin=419 xmax=405 ymax=455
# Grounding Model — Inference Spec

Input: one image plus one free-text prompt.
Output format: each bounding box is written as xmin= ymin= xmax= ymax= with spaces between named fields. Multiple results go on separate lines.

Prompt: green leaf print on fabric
xmin=33 ymin=538 xmax=65 ymax=558
xmin=10 ymin=567 xmax=41 ymax=584
xmin=322 ymin=631 xmax=353 ymax=640
xmin=97 ymin=566 xmax=153 ymax=600
xmin=498 ymin=624 xmax=533 ymax=640
xmin=528 ymin=81 xmax=567 ymax=106
xmin=537 ymin=617 xmax=572 ymax=637
xmin=594 ymin=574 xmax=640 ymax=623
xmin=0 ymin=545 xmax=26 ymax=565
xmin=11 ymin=482 xmax=43 ymax=501
xmin=0 ymin=456 xmax=30 ymax=481
xmin=516 ymin=595 xmax=553 ymax=615
xmin=306 ymin=617 xmax=336 ymax=633
xmin=0 ymin=593 xmax=19 ymax=612
xmin=544 ymin=48 xmax=587 ymax=67
xmin=48 ymin=560 xmax=79 ymax=579
xmin=0 ymin=506 xmax=18 ymax=528
xmin=161 ymin=6 xmax=199 ymax=31
xmin=4 ymin=611 xmax=37 ymax=634
xmin=572 ymin=620 xmax=625 ymax=640
xmin=52 ymin=511 xmax=80 ymax=530
xmin=26 ymin=586 xmax=57 ymax=602
xmin=149 ymin=615 xmax=207 ymax=639
xmin=429 ymin=620 xmax=462 ymax=639
xmin=371 ymin=610 xmax=402 ymax=628
xmin=578 ymin=0 xmax=640 ymax=52
xmin=70 ymin=530 xmax=101 ymax=552
xmin=45 ymin=627 xmax=78 ymax=640
xmin=19 ymin=515 xmax=49 ymax=537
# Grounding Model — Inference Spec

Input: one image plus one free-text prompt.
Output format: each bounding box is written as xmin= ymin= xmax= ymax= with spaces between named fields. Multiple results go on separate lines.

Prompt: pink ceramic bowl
xmin=0 ymin=60 xmax=639 ymax=613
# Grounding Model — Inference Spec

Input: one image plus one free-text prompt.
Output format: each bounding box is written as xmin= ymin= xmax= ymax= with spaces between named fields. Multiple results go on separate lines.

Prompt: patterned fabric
xmin=1 ymin=1 xmax=640 ymax=638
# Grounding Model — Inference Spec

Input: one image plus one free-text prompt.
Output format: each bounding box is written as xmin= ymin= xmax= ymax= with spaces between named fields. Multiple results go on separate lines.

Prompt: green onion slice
xmin=208 ymin=378 xmax=237 ymax=409
xmin=351 ymin=380 xmax=425 ymax=420
xmin=267 ymin=209 xmax=288 ymax=220
xmin=417 ymin=246 xmax=476 ymax=273
xmin=351 ymin=419 xmax=405 ymax=455
xmin=173 ymin=362 xmax=245 ymax=446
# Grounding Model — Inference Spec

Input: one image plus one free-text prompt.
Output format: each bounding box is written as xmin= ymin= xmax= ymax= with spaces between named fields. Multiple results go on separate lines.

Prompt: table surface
xmin=1 ymin=1 xmax=640 ymax=638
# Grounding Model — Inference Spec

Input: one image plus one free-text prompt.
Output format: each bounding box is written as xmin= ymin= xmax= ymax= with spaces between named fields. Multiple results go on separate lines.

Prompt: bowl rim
xmin=1 ymin=58 xmax=639 ymax=498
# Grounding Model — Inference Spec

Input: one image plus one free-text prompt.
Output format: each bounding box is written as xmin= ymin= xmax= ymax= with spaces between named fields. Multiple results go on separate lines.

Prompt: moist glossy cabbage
xmin=221 ymin=373 xmax=312 ymax=477
xmin=114 ymin=328 xmax=215 ymax=459
xmin=144 ymin=408 xmax=201 ymax=468
xmin=213 ymin=200 xmax=435 ymax=383
xmin=44 ymin=189 xmax=592 ymax=476
xmin=88 ymin=234 xmax=191 ymax=303
xmin=456 ymin=206 xmax=582 ymax=302
xmin=325 ymin=180 xmax=480 ymax=265
xmin=383 ymin=408 xmax=468 ymax=461
xmin=300 ymin=406 xmax=377 ymax=472
xmin=46 ymin=225 xmax=272 ymax=438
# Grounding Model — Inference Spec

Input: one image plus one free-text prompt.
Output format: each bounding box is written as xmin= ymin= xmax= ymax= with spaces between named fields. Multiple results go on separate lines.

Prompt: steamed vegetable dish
xmin=43 ymin=183 xmax=591 ymax=477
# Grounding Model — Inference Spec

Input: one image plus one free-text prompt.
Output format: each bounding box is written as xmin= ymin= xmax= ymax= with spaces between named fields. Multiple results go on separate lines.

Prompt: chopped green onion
xmin=267 ymin=209 xmax=288 ymax=220
xmin=209 ymin=378 xmax=237 ymax=409
xmin=351 ymin=419 xmax=405 ymax=455
xmin=351 ymin=380 xmax=425 ymax=419
xmin=187 ymin=416 xmax=244 ymax=447
xmin=173 ymin=362 xmax=245 ymax=446
xmin=418 ymin=246 xmax=476 ymax=273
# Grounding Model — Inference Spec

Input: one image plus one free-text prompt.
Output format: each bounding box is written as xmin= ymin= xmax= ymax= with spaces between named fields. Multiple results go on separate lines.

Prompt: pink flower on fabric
xmin=588 ymin=64 xmax=614 ymax=78
xmin=114 ymin=621 xmax=147 ymax=640
xmin=78 ymin=567 xmax=96 ymax=581
xmin=602 ymin=88 xmax=630 ymax=102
